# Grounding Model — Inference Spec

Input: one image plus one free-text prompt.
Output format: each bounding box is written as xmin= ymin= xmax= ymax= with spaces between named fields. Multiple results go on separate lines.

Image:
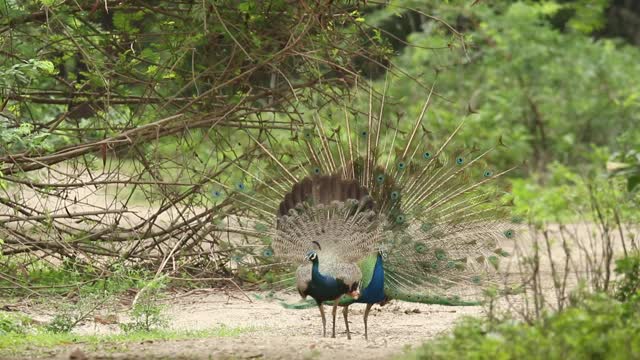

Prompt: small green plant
xmin=120 ymin=277 xmax=168 ymax=333
xmin=0 ymin=312 xmax=32 ymax=335
xmin=615 ymin=252 xmax=640 ymax=302
xmin=45 ymin=293 xmax=112 ymax=333
xmin=44 ymin=310 xmax=76 ymax=334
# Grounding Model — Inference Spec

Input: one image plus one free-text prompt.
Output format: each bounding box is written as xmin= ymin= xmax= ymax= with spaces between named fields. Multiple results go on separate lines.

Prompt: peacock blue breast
xmin=356 ymin=254 xmax=386 ymax=304
xmin=306 ymin=258 xmax=350 ymax=302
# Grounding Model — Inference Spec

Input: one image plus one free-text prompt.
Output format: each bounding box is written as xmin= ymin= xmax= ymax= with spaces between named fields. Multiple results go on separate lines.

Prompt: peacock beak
xmin=349 ymin=290 xmax=360 ymax=300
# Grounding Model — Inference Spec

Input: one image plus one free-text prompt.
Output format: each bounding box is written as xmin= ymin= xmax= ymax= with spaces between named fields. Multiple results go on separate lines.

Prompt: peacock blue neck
xmin=310 ymin=256 xmax=327 ymax=282
xmin=356 ymin=253 xmax=386 ymax=304
xmin=308 ymin=256 xmax=347 ymax=301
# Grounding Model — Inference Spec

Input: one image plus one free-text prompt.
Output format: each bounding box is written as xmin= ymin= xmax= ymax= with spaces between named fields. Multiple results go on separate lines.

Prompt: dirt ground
xmin=6 ymin=289 xmax=487 ymax=360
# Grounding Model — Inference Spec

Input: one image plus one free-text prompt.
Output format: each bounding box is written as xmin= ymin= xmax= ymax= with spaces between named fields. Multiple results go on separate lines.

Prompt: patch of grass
xmin=303 ymin=349 xmax=321 ymax=360
xmin=0 ymin=325 xmax=253 ymax=356
xmin=0 ymin=257 xmax=154 ymax=298
xmin=0 ymin=312 xmax=33 ymax=335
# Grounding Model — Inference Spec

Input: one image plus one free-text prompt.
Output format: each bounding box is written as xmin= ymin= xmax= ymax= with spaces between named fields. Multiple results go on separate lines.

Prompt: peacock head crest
xmin=304 ymin=240 xmax=321 ymax=261
xmin=304 ymin=250 xmax=317 ymax=261
xmin=378 ymin=245 xmax=388 ymax=261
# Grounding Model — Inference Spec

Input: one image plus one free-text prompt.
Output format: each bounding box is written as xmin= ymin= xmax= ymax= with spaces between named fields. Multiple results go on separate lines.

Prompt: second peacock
xmin=217 ymin=84 xmax=520 ymax=339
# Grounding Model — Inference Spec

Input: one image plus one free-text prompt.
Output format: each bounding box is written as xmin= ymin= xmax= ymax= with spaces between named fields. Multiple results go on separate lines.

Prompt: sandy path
xmin=7 ymin=290 xmax=484 ymax=360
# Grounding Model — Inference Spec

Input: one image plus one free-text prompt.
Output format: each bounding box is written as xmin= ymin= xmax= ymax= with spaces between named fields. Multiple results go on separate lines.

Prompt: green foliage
xmin=608 ymin=149 xmax=640 ymax=192
xmin=44 ymin=311 xmax=77 ymax=334
xmin=0 ymin=0 xmax=389 ymax=159
xmin=511 ymin=161 xmax=639 ymax=223
xmin=0 ymin=59 xmax=57 ymax=88
xmin=45 ymin=292 xmax=113 ymax=333
xmin=381 ymin=1 xmax=640 ymax=174
xmin=555 ymin=0 xmax=609 ymax=33
xmin=0 ymin=312 xmax=33 ymax=335
xmin=615 ymin=252 xmax=640 ymax=302
xmin=120 ymin=277 xmax=168 ymax=333
xmin=404 ymin=252 xmax=640 ymax=359
xmin=402 ymin=293 xmax=640 ymax=360
xmin=0 ymin=256 xmax=157 ymax=297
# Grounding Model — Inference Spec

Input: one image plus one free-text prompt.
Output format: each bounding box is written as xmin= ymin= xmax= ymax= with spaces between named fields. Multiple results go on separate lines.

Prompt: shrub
xmin=404 ymin=293 xmax=640 ymax=360
xmin=615 ymin=252 xmax=640 ymax=302
xmin=120 ymin=277 xmax=168 ymax=333
xmin=0 ymin=312 xmax=32 ymax=335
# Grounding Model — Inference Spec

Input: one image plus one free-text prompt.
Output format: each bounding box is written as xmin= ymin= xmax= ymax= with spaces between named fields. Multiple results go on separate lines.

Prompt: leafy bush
xmin=615 ymin=252 xmax=640 ymax=302
xmin=44 ymin=311 xmax=76 ymax=334
xmin=383 ymin=1 xmax=640 ymax=174
xmin=404 ymin=293 xmax=640 ymax=360
xmin=45 ymin=293 xmax=111 ymax=334
xmin=511 ymin=161 xmax=639 ymax=224
xmin=608 ymin=149 xmax=640 ymax=193
xmin=0 ymin=312 xmax=32 ymax=335
xmin=405 ymin=252 xmax=640 ymax=360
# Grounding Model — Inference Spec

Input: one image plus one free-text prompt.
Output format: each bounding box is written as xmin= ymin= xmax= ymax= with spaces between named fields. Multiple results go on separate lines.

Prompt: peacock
xmin=215 ymin=84 xmax=520 ymax=339
xmin=277 ymin=174 xmax=378 ymax=337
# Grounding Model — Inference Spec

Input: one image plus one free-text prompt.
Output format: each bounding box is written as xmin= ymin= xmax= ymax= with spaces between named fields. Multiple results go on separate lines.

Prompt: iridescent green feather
xmin=357 ymin=254 xmax=378 ymax=290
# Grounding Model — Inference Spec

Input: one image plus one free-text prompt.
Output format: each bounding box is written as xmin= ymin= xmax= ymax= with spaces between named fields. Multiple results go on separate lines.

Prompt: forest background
xmin=1 ymin=0 xmax=640 ymax=358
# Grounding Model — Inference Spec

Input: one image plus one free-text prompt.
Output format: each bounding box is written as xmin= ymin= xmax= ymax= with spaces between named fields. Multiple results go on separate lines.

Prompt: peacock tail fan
xmin=215 ymin=170 xmax=384 ymax=291
xmin=274 ymin=174 xmax=382 ymax=266
xmin=214 ymin=81 xmax=521 ymax=299
xmin=212 ymin=213 xmax=298 ymax=291
xmin=379 ymin=220 xmax=523 ymax=305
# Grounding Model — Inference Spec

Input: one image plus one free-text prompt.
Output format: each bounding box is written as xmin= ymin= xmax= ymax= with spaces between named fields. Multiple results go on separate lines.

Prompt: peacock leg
xmin=318 ymin=302 xmax=326 ymax=337
xmin=331 ymin=301 xmax=338 ymax=338
xmin=342 ymin=305 xmax=351 ymax=340
xmin=363 ymin=303 xmax=373 ymax=340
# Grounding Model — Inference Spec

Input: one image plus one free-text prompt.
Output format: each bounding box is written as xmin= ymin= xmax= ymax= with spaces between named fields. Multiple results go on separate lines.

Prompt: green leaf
xmin=146 ymin=65 xmax=158 ymax=75
xmin=628 ymin=175 xmax=640 ymax=193
xmin=34 ymin=60 xmax=56 ymax=75
xmin=538 ymin=2 xmax=562 ymax=15
xmin=238 ymin=2 xmax=250 ymax=12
